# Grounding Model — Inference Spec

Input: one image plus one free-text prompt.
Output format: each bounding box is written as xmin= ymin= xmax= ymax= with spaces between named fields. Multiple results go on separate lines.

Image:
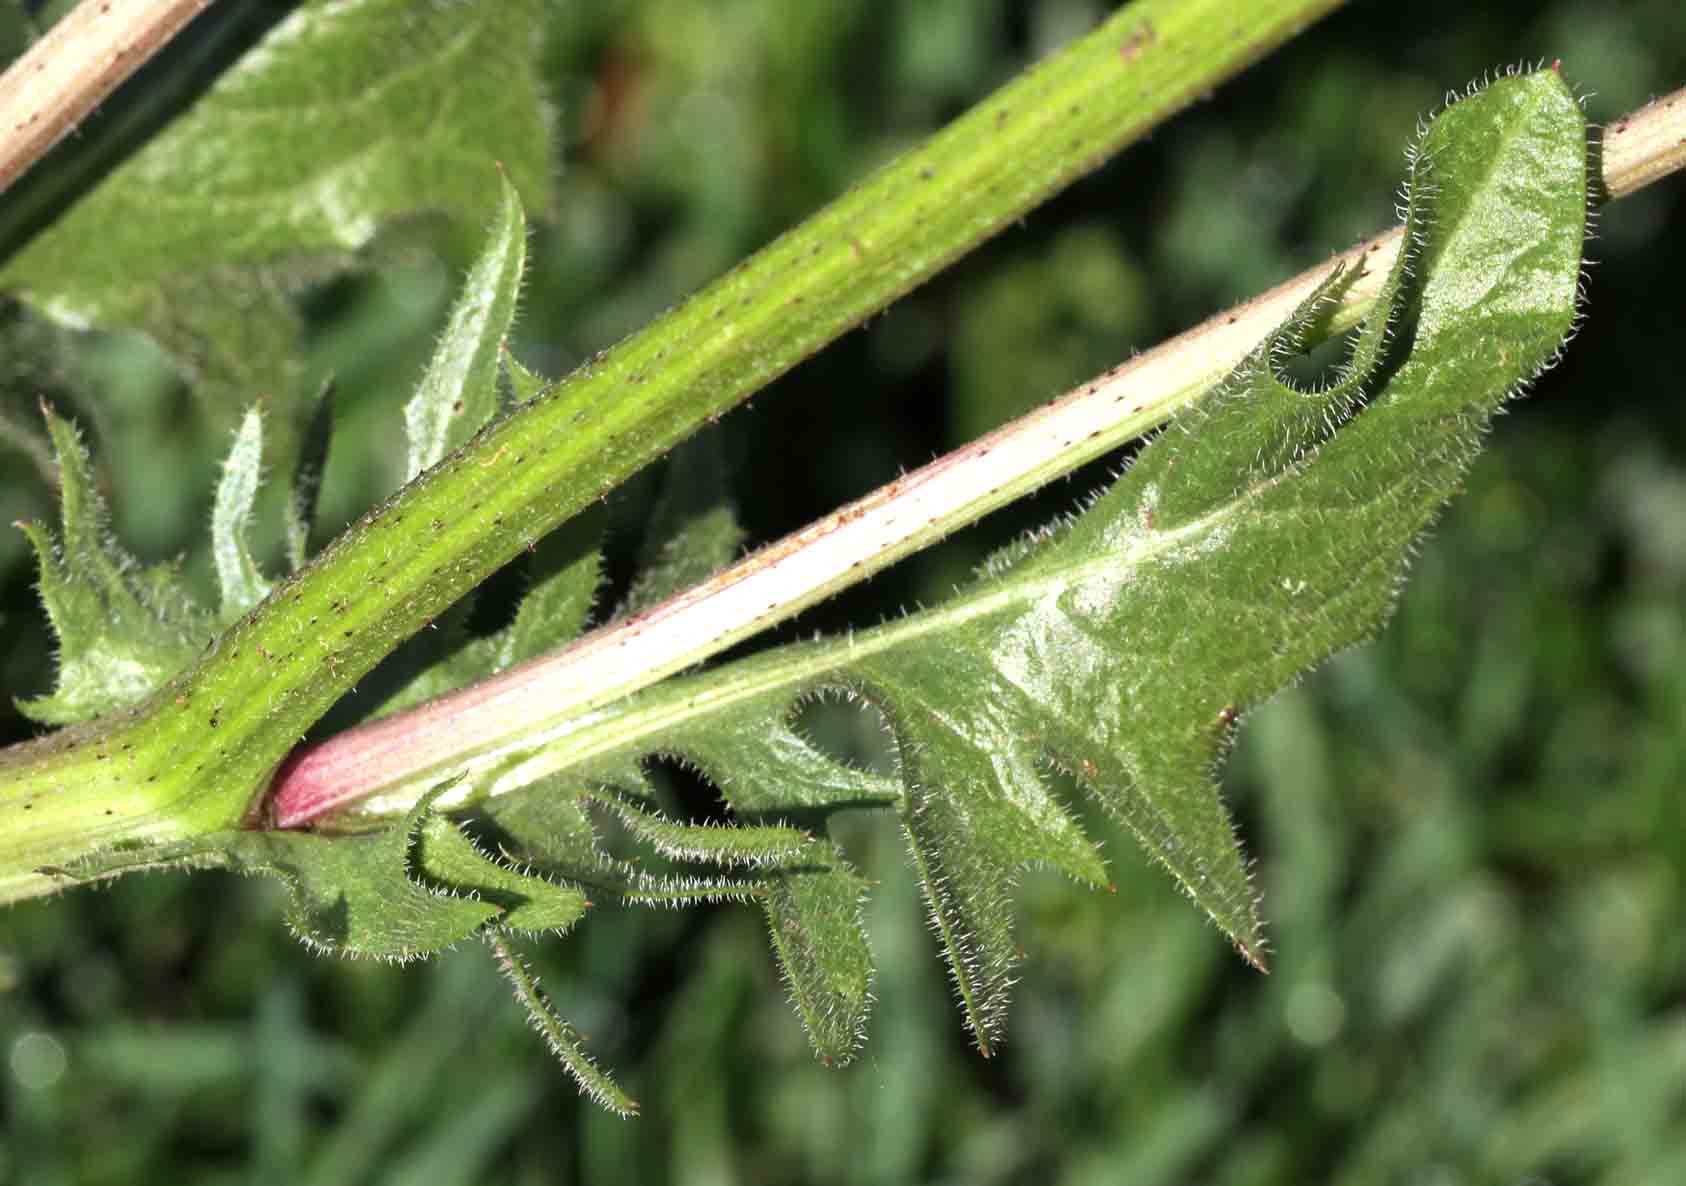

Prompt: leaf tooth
xmin=900 ymin=783 xmax=1018 ymax=1056
xmin=760 ymin=855 xmax=874 ymax=1065
xmin=402 ymin=172 xmax=528 ymax=481
xmin=210 ymin=406 xmax=274 ymax=618
xmin=618 ymin=871 xmax=764 ymax=909
xmin=19 ymin=403 xmax=211 ymax=723
xmin=408 ymin=790 xmax=589 ymax=936
xmin=586 ymin=784 xmax=816 ymax=869
xmin=486 ymin=930 xmax=638 ymax=1117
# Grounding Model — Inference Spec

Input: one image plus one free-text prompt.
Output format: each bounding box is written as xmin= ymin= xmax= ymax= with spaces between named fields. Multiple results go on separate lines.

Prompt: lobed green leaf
xmin=466 ymin=67 xmax=1586 ymax=1053
xmin=585 ymin=788 xmax=818 ymax=869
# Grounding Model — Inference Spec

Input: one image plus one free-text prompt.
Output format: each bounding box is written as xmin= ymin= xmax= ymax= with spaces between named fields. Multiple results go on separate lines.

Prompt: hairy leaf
xmin=17 ymin=407 xmax=212 ymax=724
xmin=585 ymin=788 xmax=817 ymax=868
xmin=0 ymin=0 xmax=551 ymax=439
xmin=67 ymin=785 xmax=586 ymax=960
xmin=477 ymin=775 xmax=874 ymax=1062
xmin=410 ymin=809 xmax=588 ymax=938
xmin=487 ymin=930 xmax=640 ymax=1117
xmin=479 ymin=776 xmax=773 ymax=911
xmin=501 ymin=348 xmax=551 ymax=405
xmin=471 ymin=68 xmax=1586 ymax=1053
xmin=0 ymin=42 xmax=1590 ymax=1101
xmin=761 ymin=850 xmax=875 ymax=1065
xmin=361 ymin=176 xmax=602 ymax=722
xmin=403 ymin=176 xmax=529 ymax=482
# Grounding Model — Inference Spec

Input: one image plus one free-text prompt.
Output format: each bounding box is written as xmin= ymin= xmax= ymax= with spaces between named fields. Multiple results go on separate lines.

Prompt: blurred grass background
xmin=2 ymin=0 xmax=1686 ymax=1182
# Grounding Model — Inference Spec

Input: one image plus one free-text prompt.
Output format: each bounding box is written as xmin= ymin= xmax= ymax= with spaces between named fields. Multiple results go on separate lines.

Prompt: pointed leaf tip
xmin=211 ymin=407 xmax=273 ymax=618
xmin=19 ymin=406 xmax=212 ymax=725
xmin=761 ymin=849 xmax=874 ymax=1064
xmin=404 ymin=173 xmax=529 ymax=481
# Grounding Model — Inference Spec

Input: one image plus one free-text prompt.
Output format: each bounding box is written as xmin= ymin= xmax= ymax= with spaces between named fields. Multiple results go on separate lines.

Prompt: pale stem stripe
xmin=1602 ymin=84 xmax=1686 ymax=199
xmin=0 ymin=0 xmax=218 ymax=194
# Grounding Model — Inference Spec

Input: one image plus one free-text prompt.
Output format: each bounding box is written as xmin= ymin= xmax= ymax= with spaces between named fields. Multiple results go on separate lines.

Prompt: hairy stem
xmin=271 ymin=82 xmax=1686 ymax=829
xmin=0 ymin=0 xmax=217 ymax=194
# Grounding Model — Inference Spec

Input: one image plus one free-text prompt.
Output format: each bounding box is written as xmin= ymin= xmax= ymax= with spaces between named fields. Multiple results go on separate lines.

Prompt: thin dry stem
xmin=0 ymin=0 xmax=217 ymax=195
xmin=1602 ymin=84 xmax=1686 ymax=200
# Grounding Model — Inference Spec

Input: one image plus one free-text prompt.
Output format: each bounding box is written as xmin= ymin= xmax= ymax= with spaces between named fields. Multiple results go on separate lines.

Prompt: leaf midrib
xmin=373 ymin=463 xmax=1307 ymax=814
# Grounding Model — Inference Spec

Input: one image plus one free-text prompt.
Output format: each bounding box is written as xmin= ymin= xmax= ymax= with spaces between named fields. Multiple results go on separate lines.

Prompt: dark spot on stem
xmin=1120 ymin=22 xmax=1156 ymax=63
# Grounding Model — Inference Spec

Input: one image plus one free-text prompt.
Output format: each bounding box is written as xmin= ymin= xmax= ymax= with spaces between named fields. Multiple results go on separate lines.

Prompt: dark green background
xmin=2 ymin=1 xmax=1685 ymax=1182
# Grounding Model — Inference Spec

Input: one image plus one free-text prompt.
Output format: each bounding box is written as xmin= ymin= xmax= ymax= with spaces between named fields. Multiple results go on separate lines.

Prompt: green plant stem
xmin=0 ymin=0 xmax=218 ymax=194
xmin=0 ymin=0 xmax=1351 ymax=903
xmin=271 ymin=81 xmax=1686 ymax=829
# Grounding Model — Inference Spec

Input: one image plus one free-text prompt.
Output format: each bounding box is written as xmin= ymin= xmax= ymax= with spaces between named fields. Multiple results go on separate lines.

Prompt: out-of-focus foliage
xmin=0 ymin=0 xmax=552 ymax=462
xmin=1 ymin=1 xmax=1683 ymax=1183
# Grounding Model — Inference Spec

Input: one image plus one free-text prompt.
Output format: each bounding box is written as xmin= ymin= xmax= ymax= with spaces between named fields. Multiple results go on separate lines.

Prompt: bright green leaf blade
xmin=762 ymin=849 xmax=874 ymax=1066
xmin=899 ymin=773 xmax=1021 ymax=1056
xmin=243 ymin=826 xmax=499 ymax=961
xmin=0 ymin=0 xmax=552 ymax=433
xmin=871 ymin=686 xmax=1112 ymax=1052
xmin=17 ymin=407 xmax=211 ymax=724
xmin=873 ymin=69 xmax=1582 ymax=974
xmin=476 ymin=775 xmax=763 ymax=910
xmin=403 ymin=174 xmax=528 ymax=481
xmin=211 ymin=407 xmax=274 ymax=617
xmin=484 ymin=768 xmax=869 ymax=1062
xmin=477 ymin=779 xmax=614 ymax=883
xmin=662 ymin=692 xmax=902 ymax=813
